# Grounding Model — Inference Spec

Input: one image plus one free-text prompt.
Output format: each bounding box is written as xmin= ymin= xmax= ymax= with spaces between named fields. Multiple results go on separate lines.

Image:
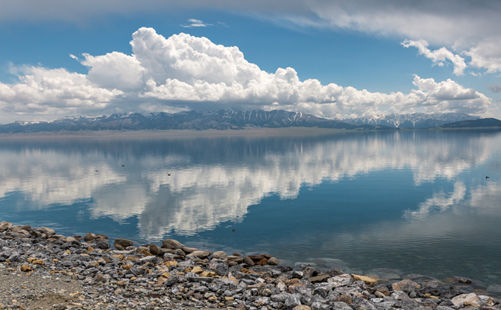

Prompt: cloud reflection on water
xmin=0 ymin=130 xmax=499 ymax=238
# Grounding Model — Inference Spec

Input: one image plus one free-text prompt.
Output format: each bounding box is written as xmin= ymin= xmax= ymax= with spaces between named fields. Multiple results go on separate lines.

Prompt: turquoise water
xmin=1 ymin=130 xmax=501 ymax=285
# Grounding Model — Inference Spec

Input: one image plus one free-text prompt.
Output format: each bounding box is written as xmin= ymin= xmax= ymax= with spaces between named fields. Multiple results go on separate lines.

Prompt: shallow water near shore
xmin=1 ymin=129 xmax=501 ymax=290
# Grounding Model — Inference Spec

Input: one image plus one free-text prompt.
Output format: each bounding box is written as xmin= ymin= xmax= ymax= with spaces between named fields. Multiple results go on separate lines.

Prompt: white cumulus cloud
xmin=0 ymin=27 xmax=492 ymax=123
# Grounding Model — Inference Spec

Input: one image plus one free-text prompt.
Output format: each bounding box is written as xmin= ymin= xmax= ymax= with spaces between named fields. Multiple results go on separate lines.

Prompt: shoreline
xmin=1 ymin=221 xmax=500 ymax=309
xmin=0 ymin=126 xmax=499 ymax=142
xmin=0 ymin=128 xmax=363 ymax=141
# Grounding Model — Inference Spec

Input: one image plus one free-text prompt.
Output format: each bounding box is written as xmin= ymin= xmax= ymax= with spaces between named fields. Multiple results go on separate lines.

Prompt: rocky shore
xmin=0 ymin=222 xmax=500 ymax=310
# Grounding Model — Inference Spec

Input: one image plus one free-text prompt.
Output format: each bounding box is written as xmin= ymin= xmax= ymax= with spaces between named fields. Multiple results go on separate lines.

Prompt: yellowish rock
xmin=64 ymin=250 xmax=71 ymax=255
xmin=27 ymin=257 xmax=44 ymax=265
xmin=191 ymin=266 xmax=203 ymax=274
xmin=164 ymin=260 xmax=178 ymax=268
xmin=201 ymin=271 xmax=217 ymax=277
xmin=161 ymin=272 xmax=170 ymax=278
xmin=122 ymin=264 xmax=132 ymax=270
xmin=424 ymin=293 xmax=439 ymax=299
xmin=156 ymin=277 xmax=168 ymax=285
xmin=112 ymin=254 xmax=124 ymax=260
xmin=224 ymin=296 xmax=234 ymax=302
xmin=208 ymin=296 xmax=217 ymax=302
xmin=52 ymin=258 xmax=59 ymax=263
xmin=20 ymin=265 xmax=33 ymax=272
xmin=352 ymin=274 xmax=378 ymax=285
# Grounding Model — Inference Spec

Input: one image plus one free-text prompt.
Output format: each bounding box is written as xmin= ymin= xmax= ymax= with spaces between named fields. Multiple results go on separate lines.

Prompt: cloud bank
xmin=0 ymin=27 xmax=491 ymax=123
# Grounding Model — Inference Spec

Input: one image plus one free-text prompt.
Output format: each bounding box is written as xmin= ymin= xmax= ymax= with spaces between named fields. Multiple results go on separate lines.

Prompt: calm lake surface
xmin=1 ymin=129 xmax=501 ymax=287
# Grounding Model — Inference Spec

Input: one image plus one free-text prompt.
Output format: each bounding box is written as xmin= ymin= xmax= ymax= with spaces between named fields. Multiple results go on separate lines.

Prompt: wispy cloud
xmin=402 ymin=39 xmax=467 ymax=75
xmin=488 ymin=83 xmax=501 ymax=93
xmin=181 ymin=18 xmax=210 ymax=28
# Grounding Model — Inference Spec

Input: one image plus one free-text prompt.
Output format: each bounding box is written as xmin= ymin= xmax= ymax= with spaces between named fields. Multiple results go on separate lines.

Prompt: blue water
xmin=1 ymin=130 xmax=501 ymax=286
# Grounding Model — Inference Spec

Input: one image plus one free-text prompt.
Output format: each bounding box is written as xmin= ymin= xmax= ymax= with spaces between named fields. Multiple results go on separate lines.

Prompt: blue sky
xmin=0 ymin=1 xmax=500 ymax=123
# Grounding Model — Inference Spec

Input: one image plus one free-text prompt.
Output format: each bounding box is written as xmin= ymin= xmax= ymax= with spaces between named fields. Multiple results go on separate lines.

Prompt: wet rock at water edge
xmin=114 ymin=238 xmax=134 ymax=250
xmin=187 ymin=250 xmax=211 ymax=259
xmin=161 ymin=239 xmax=185 ymax=250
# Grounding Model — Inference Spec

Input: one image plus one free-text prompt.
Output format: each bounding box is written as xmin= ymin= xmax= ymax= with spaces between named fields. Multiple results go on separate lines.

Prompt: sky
xmin=0 ymin=0 xmax=501 ymax=123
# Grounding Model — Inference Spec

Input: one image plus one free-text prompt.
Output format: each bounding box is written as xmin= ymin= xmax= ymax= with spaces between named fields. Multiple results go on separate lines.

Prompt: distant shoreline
xmin=0 ymin=126 xmax=499 ymax=141
xmin=0 ymin=127 xmax=366 ymax=140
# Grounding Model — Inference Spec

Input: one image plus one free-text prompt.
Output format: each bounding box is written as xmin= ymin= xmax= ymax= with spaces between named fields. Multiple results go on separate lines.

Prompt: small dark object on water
xmin=121 ymin=164 xmax=125 ymax=167
xmin=486 ymin=176 xmax=490 ymax=179
xmin=95 ymin=170 xmax=99 ymax=172
xmin=231 ymin=229 xmax=236 ymax=232
xmin=168 ymin=173 xmax=171 ymax=176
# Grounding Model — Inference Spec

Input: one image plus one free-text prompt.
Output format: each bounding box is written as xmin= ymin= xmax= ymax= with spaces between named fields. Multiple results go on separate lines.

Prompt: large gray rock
xmin=208 ymin=259 xmax=228 ymax=276
xmin=328 ymin=274 xmax=353 ymax=287
xmin=451 ymin=293 xmax=481 ymax=308
xmin=285 ymin=293 xmax=302 ymax=308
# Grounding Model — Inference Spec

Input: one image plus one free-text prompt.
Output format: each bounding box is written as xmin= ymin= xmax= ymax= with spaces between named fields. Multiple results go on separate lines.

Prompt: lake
xmin=1 ymin=129 xmax=500 ymax=290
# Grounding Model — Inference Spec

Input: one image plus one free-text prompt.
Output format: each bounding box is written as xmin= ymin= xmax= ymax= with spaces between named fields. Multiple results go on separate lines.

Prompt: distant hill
xmin=440 ymin=118 xmax=501 ymax=128
xmin=343 ymin=113 xmax=477 ymax=128
xmin=1 ymin=110 xmax=497 ymax=133
xmin=0 ymin=110 xmax=370 ymax=133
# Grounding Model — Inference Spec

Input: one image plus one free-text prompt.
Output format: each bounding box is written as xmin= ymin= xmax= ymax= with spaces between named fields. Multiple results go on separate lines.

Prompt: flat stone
xmin=161 ymin=239 xmax=184 ymax=250
xmin=212 ymin=251 xmax=227 ymax=260
xmin=182 ymin=246 xmax=197 ymax=254
xmin=293 ymin=306 xmax=311 ymax=310
xmin=187 ymin=250 xmax=211 ymax=259
xmin=352 ymin=274 xmax=378 ymax=285
xmin=451 ymin=293 xmax=481 ymax=308
xmin=310 ymin=274 xmax=330 ymax=283
xmin=328 ymin=274 xmax=353 ymax=287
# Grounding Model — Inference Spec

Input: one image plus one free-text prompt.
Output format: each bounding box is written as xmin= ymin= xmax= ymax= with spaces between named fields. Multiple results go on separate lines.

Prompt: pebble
xmin=0 ymin=221 xmax=499 ymax=310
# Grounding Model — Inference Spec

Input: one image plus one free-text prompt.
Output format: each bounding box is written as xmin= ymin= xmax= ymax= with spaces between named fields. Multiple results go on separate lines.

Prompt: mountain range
xmin=0 ymin=110 xmax=499 ymax=133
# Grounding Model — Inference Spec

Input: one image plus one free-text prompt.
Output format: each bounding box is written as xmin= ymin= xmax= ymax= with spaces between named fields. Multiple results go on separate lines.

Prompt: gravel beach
xmin=0 ymin=221 xmax=499 ymax=310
